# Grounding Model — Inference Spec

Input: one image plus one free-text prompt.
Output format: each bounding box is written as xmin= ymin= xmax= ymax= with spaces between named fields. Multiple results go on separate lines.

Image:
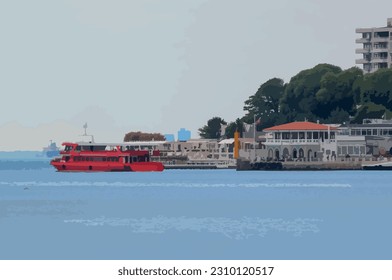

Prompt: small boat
xmin=50 ymin=142 xmax=164 ymax=172
xmin=362 ymin=161 xmax=392 ymax=170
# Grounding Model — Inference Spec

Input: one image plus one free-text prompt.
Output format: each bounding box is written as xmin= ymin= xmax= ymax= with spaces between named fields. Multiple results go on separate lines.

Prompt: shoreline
xmin=236 ymin=159 xmax=392 ymax=171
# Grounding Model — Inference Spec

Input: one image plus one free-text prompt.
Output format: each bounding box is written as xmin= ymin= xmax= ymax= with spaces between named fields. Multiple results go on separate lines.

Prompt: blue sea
xmin=0 ymin=160 xmax=391 ymax=260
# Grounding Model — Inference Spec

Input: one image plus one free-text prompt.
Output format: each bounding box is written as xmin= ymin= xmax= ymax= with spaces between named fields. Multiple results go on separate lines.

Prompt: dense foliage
xmin=198 ymin=117 xmax=227 ymax=139
xmin=243 ymin=78 xmax=285 ymax=129
xmin=124 ymin=131 xmax=165 ymax=142
xmin=225 ymin=118 xmax=245 ymax=138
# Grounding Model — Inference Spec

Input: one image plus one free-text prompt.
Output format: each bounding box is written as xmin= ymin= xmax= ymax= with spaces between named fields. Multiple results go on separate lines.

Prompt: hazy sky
xmin=0 ymin=0 xmax=391 ymax=150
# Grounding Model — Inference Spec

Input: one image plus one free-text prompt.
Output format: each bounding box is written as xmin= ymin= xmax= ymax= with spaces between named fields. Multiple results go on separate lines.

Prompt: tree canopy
xmin=198 ymin=117 xmax=227 ymax=139
xmin=352 ymin=68 xmax=392 ymax=122
xmin=124 ymin=131 xmax=165 ymax=142
xmin=225 ymin=118 xmax=245 ymax=138
xmin=243 ymin=78 xmax=285 ymax=129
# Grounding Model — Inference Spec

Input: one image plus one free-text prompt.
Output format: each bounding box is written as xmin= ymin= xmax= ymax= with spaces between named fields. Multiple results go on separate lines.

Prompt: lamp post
xmin=253 ymin=114 xmax=260 ymax=162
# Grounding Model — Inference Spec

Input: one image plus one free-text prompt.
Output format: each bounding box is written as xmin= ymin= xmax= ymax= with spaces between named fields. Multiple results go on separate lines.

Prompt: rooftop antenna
xmin=81 ymin=122 xmax=95 ymax=143
xmin=83 ymin=122 xmax=88 ymax=136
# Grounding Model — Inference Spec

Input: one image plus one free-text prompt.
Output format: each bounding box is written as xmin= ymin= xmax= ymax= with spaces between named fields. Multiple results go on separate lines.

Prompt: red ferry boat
xmin=50 ymin=142 xmax=164 ymax=172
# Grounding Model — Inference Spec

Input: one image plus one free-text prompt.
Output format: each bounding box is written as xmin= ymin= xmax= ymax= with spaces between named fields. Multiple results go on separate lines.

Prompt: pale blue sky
xmin=0 ymin=0 xmax=391 ymax=150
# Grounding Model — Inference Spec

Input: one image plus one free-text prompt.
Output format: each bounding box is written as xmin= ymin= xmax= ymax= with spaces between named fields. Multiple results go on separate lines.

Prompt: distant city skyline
xmin=1 ymin=0 xmax=391 ymax=150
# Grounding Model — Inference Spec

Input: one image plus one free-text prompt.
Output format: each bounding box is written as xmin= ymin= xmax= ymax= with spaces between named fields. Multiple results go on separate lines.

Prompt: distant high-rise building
xmin=164 ymin=134 xmax=175 ymax=142
xmin=177 ymin=128 xmax=191 ymax=142
xmin=355 ymin=18 xmax=392 ymax=73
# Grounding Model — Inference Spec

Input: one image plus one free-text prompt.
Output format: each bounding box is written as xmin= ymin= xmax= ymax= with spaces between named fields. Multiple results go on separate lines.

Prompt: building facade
xmin=355 ymin=18 xmax=392 ymax=73
xmin=263 ymin=122 xmax=338 ymax=161
xmin=339 ymin=118 xmax=392 ymax=156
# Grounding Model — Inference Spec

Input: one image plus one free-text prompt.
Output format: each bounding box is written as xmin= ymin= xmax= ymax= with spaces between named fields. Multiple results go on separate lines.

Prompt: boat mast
xmin=82 ymin=122 xmax=95 ymax=143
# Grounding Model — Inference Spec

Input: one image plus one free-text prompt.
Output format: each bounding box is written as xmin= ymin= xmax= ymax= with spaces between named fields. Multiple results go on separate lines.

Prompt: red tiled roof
xmin=264 ymin=121 xmax=337 ymax=131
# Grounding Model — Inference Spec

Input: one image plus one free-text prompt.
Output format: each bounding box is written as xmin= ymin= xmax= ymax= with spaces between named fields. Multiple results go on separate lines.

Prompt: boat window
xmin=65 ymin=146 xmax=73 ymax=152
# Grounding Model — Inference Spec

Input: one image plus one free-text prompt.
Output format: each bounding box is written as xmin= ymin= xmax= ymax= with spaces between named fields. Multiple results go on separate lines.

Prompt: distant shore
xmin=0 ymin=151 xmax=49 ymax=161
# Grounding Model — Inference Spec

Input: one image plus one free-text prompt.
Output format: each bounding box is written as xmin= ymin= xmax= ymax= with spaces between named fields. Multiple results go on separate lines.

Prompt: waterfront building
xmin=335 ymin=135 xmax=367 ymax=160
xmin=263 ymin=121 xmax=338 ymax=161
xmin=125 ymin=119 xmax=392 ymax=166
xmin=355 ymin=18 xmax=392 ymax=73
xmin=217 ymin=139 xmax=235 ymax=160
xmin=238 ymin=137 xmax=267 ymax=161
xmin=154 ymin=138 xmax=236 ymax=167
xmin=339 ymin=118 xmax=392 ymax=156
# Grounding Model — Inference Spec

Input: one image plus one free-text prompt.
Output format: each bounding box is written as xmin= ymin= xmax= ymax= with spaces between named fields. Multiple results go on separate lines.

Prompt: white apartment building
xmin=355 ymin=18 xmax=392 ymax=73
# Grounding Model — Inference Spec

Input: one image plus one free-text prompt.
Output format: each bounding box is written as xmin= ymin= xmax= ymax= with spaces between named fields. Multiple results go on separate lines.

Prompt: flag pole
xmin=253 ymin=114 xmax=256 ymax=162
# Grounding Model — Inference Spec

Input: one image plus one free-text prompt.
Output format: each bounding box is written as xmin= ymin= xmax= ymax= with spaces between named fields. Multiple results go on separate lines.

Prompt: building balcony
xmin=356 ymin=28 xmax=372 ymax=33
xmin=372 ymin=47 xmax=388 ymax=52
xmin=356 ymin=48 xmax=371 ymax=54
xmin=356 ymin=38 xmax=371 ymax=43
xmin=265 ymin=139 xmax=335 ymax=145
xmin=372 ymin=37 xmax=389 ymax=42
xmin=372 ymin=58 xmax=389 ymax=63
xmin=355 ymin=58 xmax=371 ymax=64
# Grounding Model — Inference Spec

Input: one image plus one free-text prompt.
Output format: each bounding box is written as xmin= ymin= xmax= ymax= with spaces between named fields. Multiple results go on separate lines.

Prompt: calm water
xmin=0 ymin=162 xmax=391 ymax=260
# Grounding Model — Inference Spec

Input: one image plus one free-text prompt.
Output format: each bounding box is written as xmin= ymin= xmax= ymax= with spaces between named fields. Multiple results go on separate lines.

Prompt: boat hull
xmin=51 ymin=161 xmax=164 ymax=172
xmin=363 ymin=165 xmax=392 ymax=170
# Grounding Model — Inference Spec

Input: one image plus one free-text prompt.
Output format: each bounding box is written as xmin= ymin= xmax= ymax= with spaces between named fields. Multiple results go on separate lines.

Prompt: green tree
xmin=315 ymin=67 xmax=363 ymax=121
xmin=352 ymin=68 xmax=392 ymax=122
xmin=280 ymin=64 xmax=342 ymax=122
xmin=225 ymin=118 xmax=245 ymax=138
xmin=124 ymin=132 xmax=165 ymax=142
xmin=243 ymin=78 xmax=285 ymax=129
xmin=198 ymin=117 xmax=227 ymax=139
